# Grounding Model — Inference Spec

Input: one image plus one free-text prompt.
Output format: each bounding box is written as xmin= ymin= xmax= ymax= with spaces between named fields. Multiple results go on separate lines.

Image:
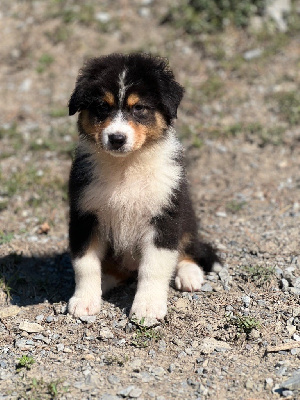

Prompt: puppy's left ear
xmin=157 ymin=64 xmax=184 ymax=121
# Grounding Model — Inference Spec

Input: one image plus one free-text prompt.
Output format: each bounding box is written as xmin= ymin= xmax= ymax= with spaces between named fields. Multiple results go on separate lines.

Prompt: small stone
xmin=46 ymin=316 xmax=54 ymax=323
xmin=216 ymin=211 xmax=227 ymax=218
xmin=0 ymin=306 xmax=20 ymax=318
xmin=19 ymin=321 xmax=44 ymax=333
xmin=148 ymin=349 xmax=156 ymax=357
xmin=130 ymin=359 xmax=142 ymax=371
xmin=281 ymin=278 xmax=289 ymax=290
xmin=212 ymin=262 xmax=223 ymax=273
xmin=199 ymin=337 xmax=231 ymax=354
xmin=265 ymin=378 xmax=274 ymax=389
xmin=243 ymin=48 xmax=263 ymax=61
xmin=151 ymin=366 xmax=165 ymax=377
xmin=33 ymin=334 xmax=51 ymax=344
xmin=100 ymin=395 xmax=119 ymax=400
xmin=129 ymin=387 xmax=142 ymax=398
xmin=290 ymin=348 xmax=300 ymax=355
xmin=293 ymin=333 xmax=300 ymax=341
xmin=201 ymin=283 xmax=213 ymax=292
xmin=287 ymin=325 xmax=296 ymax=336
xmin=242 ymin=295 xmax=251 ymax=307
xmin=107 ymin=374 xmax=120 ymax=385
xmin=280 ymin=374 xmax=300 ymax=390
xmin=79 ymin=315 xmax=96 ymax=323
xmin=168 ymin=364 xmax=176 ymax=373
xmin=158 ymin=339 xmax=166 ymax=351
xmin=99 ymin=327 xmax=114 ymax=339
xmin=118 ymin=386 xmax=136 ymax=397
xmin=245 ymin=379 xmax=254 ymax=389
xmin=57 ymin=343 xmax=64 ymax=352
xmin=282 ymin=390 xmax=294 ymax=398
xmin=35 ymin=315 xmax=44 ymax=322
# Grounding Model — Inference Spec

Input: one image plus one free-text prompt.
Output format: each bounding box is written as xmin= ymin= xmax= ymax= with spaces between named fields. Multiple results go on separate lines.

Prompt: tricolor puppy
xmin=68 ymin=53 xmax=220 ymax=319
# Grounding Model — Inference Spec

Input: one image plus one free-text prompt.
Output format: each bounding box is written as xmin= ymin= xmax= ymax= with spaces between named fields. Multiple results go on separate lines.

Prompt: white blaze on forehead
xmin=118 ymin=68 xmax=132 ymax=106
xmin=102 ymin=111 xmax=135 ymax=150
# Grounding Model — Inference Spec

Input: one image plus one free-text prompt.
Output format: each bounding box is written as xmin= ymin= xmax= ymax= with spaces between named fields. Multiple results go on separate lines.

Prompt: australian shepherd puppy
xmin=67 ymin=53 xmax=220 ymax=320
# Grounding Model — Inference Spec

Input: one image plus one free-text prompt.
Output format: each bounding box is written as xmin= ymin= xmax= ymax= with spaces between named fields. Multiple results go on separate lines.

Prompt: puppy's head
xmin=69 ymin=53 xmax=184 ymax=155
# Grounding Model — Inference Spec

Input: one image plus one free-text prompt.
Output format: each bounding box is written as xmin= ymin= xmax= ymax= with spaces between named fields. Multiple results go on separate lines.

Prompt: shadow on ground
xmin=0 ymin=252 xmax=74 ymax=306
xmin=0 ymin=252 xmax=137 ymax=315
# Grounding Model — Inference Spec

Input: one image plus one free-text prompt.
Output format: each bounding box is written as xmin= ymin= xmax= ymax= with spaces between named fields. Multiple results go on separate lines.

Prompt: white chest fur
xmin=78 ymin=131 xmax=183 ymax=253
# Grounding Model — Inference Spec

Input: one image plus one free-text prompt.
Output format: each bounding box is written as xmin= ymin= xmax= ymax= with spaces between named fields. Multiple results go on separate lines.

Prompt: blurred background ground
xmin=0 ymin=1 xmax=300 ymax=399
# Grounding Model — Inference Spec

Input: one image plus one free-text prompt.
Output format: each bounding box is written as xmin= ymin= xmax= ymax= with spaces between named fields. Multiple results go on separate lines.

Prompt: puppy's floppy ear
xmin=68 ymin=79 xmax=89 ymax=116
xmin=153 ymin=58 xmax=184 ymax=122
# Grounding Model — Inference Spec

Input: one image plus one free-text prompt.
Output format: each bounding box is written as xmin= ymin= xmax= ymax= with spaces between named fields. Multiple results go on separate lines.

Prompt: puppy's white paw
xmin=68 ymin=292 xmax=101 ymax=317
xmin=175 ymin=261 xmax=204 ymax=292
xmin=130 ymin=294 xmax=167 ymax=320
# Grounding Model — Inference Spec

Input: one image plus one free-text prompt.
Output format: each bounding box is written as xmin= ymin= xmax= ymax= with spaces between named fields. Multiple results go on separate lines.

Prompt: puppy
xmin=67 ymin=53 xmax=220 ymax=319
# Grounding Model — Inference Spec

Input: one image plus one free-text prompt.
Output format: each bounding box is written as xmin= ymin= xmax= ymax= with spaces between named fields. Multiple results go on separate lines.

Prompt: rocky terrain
xmin=0 ymin=1 xmax=300 ymax=399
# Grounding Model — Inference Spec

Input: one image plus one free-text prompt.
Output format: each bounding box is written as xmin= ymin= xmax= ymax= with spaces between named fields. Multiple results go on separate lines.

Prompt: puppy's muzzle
xmin=108 ymin=133 xmax=126 ymax=150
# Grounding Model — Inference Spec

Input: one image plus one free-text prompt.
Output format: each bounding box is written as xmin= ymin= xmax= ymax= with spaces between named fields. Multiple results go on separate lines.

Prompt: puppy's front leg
xmin=130 ymin=243 xmax=178 ymax=320
xmin=68 ymin=211 xmax=105 ymax=317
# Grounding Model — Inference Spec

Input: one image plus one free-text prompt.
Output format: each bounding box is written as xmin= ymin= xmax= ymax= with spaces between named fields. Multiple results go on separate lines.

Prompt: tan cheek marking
xmin=103 ymin=92 xmax=115 ymax=106
xmin=128 ymin=112 xmax=167 ymax=150
xmin=79 ymin=110 xmax=112 ymax=143
xmin=127 ymin=93 xmax=140 ymax=107
xmin=128 ymin=120 xmax=148 ymax=151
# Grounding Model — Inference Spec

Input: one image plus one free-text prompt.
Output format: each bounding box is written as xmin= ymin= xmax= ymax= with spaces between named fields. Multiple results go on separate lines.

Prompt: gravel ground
xmin=0 ymin=1 xmax=300 ymax=399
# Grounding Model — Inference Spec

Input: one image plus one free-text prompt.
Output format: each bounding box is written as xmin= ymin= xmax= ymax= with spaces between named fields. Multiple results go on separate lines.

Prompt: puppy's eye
xmin=132 ymin=104 xmax=147 ymax=116
xmin=98 ymin=101 xmax=110 ymax=112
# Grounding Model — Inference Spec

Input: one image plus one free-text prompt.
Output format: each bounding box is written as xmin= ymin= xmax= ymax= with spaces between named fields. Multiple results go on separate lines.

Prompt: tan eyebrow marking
xmin=103 ymin=92 xmax=115 ymax=106
xmin=127 ymin=93 xmax=141 ymax=107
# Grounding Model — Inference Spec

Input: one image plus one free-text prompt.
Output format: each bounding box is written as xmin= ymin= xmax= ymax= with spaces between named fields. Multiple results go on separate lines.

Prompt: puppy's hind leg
xmin=175 ymin=257 xmax=204 ymax=292
xmin=175 ymin=241 xmax=220 ymax=292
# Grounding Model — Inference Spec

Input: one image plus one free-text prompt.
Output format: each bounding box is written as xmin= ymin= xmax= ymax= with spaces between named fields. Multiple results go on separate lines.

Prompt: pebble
xmin=281 ymin=278 xmax=289 ymax=290
xmin=241 ymin=295 xmax=251 ymax=307
xmin=35 ymin=314 xmax=44 ymax=322
xmin=148 ymin=349 xmax=156 ymax=357
xmin=243 ymin=48 xmax=263 ymax=61
xmin=33 ymin=334 xmax=51 ymax=344
xmin=0 ymin=306 xmax=20 ymax=318
xmin=46 ymin=316 xmax=54 ymax=323
xmin=118 ymin=386 xmax=136 ymax=397
xmin=151 ymin=366 xmax=165 ymax=377
xmin=280 ymin=374 xmax=300 ymax=390
xmin=107 ymin=374 xmax=120 ymax=385
xmin=282 ymin=390 xmax=294 ymax=397
xmin=79 ymin=315 xmax=96 ymax=324
xmin=201 ymin=283 xmax=213 ymax=292
xmin=130 ymin=359 xmax=142 ymax=371
xmin=100 ymin=395 xmax=119 ymax=400
xmin=57 ymin=343 xmax=64 ymax=352
xmin=99 ymin=328 xmax=114 ymax=340
xmin=128 ymin=387 xmax=142 ymax=398
xmin=19 ymin=321 xmax=44 ymax=333
xmin=168 ymin=364 xmax=176 ymax=373
xmin=265 ymin=377 xmax=274 ymax=389
xmin=218 ymin=268 xmax=232 ymax=290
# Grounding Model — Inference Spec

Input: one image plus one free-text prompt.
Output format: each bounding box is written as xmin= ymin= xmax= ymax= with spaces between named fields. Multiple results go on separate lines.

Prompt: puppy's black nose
xmin=108 ymin=133 xmax=126 ymax=150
